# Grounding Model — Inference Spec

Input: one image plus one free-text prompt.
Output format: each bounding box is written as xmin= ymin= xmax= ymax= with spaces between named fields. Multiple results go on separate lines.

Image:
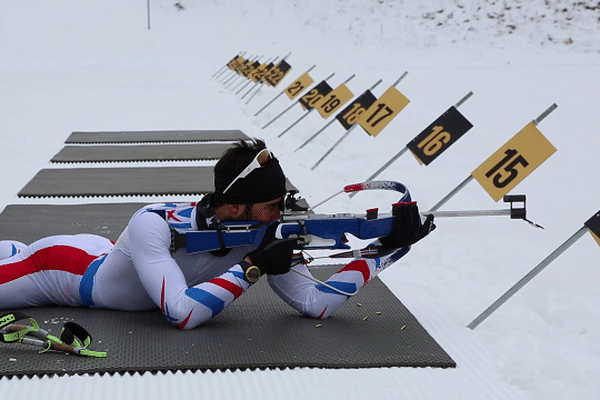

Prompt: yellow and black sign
xmin=335 ymin=90 xmax=377 ymax=130
xmin=407 ymin=106 xmax=473 ymax=166
xmin=235 ymin=58 xmax=254 ymax=75
xmin=284 ymin=72 xmax=314 ymax=100
xmin=357 ymin=86 xmax=410 ymax=137
xmin=265 ymin=60 xmax=292 ymax=87
xmin=249 ymin=62 xmax=273 ymax=83
xmin=314 ymin=83 xmax=354 ymax=119
xmin=242 ymin=60 xmax=261 ymax=77
xmin=584 ymin=210 xmax=600 ymax=247
xmin=298 ymin=80 xmax=333 ymax=110
xmin=227 ymin=55 xmax=244 ymax=71
xmin=472 ymin=122 xmax=556 ymax=202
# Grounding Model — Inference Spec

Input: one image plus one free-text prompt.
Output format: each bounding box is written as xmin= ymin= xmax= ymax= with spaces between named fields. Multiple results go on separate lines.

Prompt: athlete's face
xmin=246 ymin=197 xmax=282 ymax=224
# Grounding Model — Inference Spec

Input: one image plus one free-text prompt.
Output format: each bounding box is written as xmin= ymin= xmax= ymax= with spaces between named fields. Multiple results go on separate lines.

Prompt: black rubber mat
xmin=0 ymin=204 xmax=455 ymax=376
xmin=0 ymin=265 xmax=455 ymax=378
xmin=0 ymin=204 xmax=145 ymax=242
xmin=17 ymin=167 xmax=214 ymax=198
xmin=17 ymin=168 xmax=299 ymax=198
xmin=65 ymin=130 xmax=249 ymax=144
xmin=50 ymin=143 xmax=233 ymax=163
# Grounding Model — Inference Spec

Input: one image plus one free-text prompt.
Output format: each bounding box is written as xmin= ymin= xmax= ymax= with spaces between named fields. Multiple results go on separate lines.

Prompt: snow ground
xmin=1 ymin=1 xmax=599 ymax=399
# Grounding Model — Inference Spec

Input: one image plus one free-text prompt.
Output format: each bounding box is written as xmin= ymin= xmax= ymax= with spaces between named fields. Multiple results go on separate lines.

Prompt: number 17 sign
xmin=357 ymin=85 xmax=410 ymax=137
xmin=471 ymin=121 xmax=556 ymax=201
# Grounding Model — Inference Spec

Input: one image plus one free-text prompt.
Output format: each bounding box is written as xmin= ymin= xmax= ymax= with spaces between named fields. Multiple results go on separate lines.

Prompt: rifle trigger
xmin=366 ymin=208 xmax=378 ymax=220
xmin=298 ymin=219 xmax=308 ymax=235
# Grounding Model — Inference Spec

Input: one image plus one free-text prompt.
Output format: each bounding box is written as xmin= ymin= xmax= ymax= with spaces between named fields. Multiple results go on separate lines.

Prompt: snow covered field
xmin=1 ymin=1 xmax=599 ymax=399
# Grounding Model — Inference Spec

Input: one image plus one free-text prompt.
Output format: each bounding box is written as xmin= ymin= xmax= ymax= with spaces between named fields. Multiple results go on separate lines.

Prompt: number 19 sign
xmin=471 ymin=122 xmax=556 ymax=201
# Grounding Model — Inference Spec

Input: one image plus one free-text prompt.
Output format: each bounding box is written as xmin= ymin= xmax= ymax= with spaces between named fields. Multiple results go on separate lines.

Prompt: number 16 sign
xmin=471 ymin=121 xmax=556 ymax=201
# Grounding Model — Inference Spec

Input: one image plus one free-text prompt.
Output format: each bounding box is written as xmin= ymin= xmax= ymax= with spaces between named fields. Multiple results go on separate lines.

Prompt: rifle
xmin=179 ymin=181 xmax=409 ymax=257
xmin=176 ymin=180 xmax=536 ymax=260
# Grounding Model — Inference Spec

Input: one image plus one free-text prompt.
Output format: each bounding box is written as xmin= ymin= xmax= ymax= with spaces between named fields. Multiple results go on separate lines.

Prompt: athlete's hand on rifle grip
xmin=379 ymin=201 xmax=435 ymax=248
xmin=246 ymin=238 xmax=297 ymax=275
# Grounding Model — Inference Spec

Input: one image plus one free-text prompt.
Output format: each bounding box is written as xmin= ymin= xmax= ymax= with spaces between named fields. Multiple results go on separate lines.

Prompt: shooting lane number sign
xmin=284 ymin=72 xmax=314 ymax=100
xmin=407 ymin=106 xmax=473 ymax=165
xmin=336 ymin=90 xmax=378 ymax=130
xmin=584 ymin=210 xmax=600 ymax=247
xmin=250 ymin=61 xmax=273 ymax=83
xmin=265 ymin=60 xmax=292 ymax=87
xmin=472 ymin=122 xmax=557 ymax=201
xmin=299 ymin=80 xmax=333 ymax=110
xmin=357 ymin=86 xmax=410 ymax=137
xmin=227 ymin=55 xmax=244 ymax=72
xmin=241 ymin=59 xmax=260 ymax=78
xmin=314 ymin=83 xmax=354 ymax=119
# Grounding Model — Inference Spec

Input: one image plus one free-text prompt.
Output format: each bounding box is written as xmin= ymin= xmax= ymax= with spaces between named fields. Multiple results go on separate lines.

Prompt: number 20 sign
xmin=471 ymin=122 xmax=556 ymax=201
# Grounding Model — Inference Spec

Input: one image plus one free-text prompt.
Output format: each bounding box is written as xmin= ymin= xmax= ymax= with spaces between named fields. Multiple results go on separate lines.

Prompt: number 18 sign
xmin=471 ymin=122 xmax=556 ymax=201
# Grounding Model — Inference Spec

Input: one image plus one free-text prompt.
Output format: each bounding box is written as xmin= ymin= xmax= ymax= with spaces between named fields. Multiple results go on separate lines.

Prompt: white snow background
xmin=1 ymin=0 xmax=600 ymax=399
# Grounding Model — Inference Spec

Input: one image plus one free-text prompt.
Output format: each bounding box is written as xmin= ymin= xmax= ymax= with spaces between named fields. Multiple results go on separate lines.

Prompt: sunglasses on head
xmin=223 ymin=149 xmax=273 ymax=195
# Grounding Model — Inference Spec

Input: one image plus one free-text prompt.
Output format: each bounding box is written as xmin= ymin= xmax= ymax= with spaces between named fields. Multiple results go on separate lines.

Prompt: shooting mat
xmin=0 ymin=204 xmax=145 ymax=243
xmin=17 ymin=167 xmax=299 ymax=198
xmin=65 ymin=130 xmax=249 ymax=144
xmin=0 ymin=204 xmax=456 ymax=377
xmin=50 ymin=143 xmax=233 ymax=163
xmin=0 ymin=267 xmax=455 ymax=378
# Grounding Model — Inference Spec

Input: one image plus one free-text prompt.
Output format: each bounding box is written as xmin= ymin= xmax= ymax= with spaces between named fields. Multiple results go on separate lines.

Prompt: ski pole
xmin=4 ymin=323 xmax=107 ymax=358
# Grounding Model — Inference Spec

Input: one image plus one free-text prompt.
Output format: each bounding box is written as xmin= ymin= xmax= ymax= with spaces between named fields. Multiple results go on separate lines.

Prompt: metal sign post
xmin=427 ymin=103 xmax=558 ymax=212
xmin=294 ymin=79 xmax=383 ymax=153
xmin=261 ymin=73 xmax=335 ymax=130
xmin=310 ymin=72 xmax=408 ymax=170
xmin=468 ymin=209 xmax=600 ymax=329
xmin=277 ymin=74 xmax=356 ymax=138
xmin=360 ymin=91 xmax=474 ymax=185
xmin=235 ymin=56 xmax=277 ymax=94
xmin=212 ymin=51 xmax=245 ymax=79
xmin=253 ymin=65 xmax=316 ymax=116
xmin=227 ymin=55 xmax=263 ymax=90
xmin=242 ymin=52 xmax=292 ymax=102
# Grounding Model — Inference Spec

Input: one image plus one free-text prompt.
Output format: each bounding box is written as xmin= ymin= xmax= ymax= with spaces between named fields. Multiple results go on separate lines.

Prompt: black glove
xmin=246 ymin=238 xmax=297 ymax=275
xmin=379 ymin=201 xmax=435 ymax=249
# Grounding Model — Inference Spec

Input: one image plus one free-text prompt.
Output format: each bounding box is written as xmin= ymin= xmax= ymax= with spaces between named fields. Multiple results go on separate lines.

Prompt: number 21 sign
xmin=471 ymin=122 xmax=556 ymax=201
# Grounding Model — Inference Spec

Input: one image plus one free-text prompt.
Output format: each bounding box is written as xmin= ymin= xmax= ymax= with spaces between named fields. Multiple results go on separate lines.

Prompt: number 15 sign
xmin=471 ymin=121 xmax=556 ymax=201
